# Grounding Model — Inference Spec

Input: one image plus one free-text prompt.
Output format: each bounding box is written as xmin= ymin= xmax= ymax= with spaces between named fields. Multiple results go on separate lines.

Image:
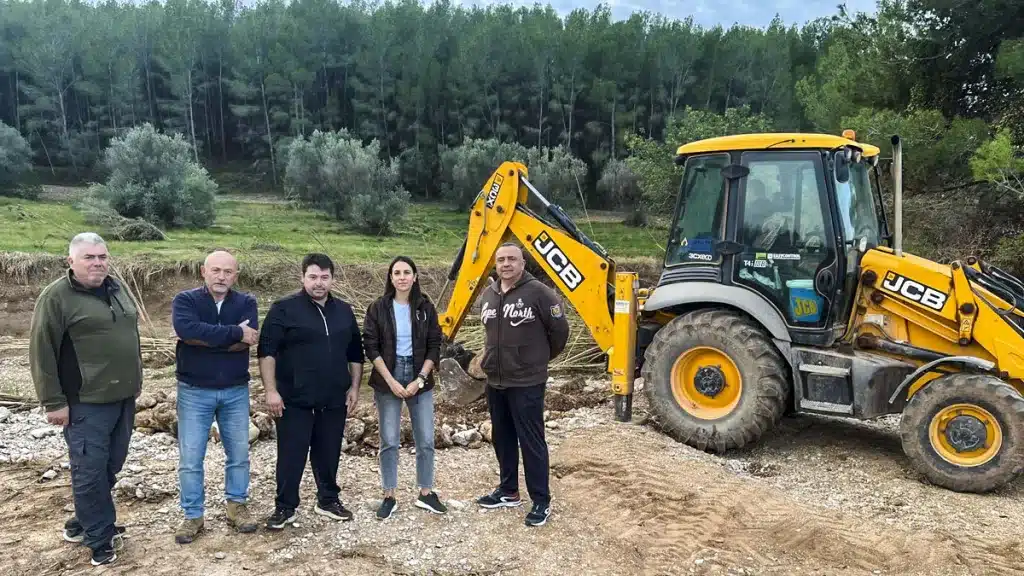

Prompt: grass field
xmin=0 ymin=190 xmax=668 ymax=266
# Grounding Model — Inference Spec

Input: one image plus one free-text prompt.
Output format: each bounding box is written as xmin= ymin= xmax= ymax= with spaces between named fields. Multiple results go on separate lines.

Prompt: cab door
xmin=729 ymin=150 xmax=843 ymax=347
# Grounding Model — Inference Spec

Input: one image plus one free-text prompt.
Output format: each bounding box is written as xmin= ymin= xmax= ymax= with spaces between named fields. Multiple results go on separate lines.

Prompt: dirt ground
xmin=2 ymin=268 xmax=1024 ymax=576
xmin=2 ymin=368 xmax=1024 ymax=576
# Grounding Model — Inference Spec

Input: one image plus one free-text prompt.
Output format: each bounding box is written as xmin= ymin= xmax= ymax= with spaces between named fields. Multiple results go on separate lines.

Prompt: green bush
xmin=597 ymin=159 xmax=647 ymax=226
xmin=0 ymin=121 xmax=34 ymax=197
xmin=438 ymin=138 xmax=589 ymax=213
xmin=439 ymin=138 xmax=529 ymax=210
xmin=90 ymin=123 xmax=217 ymax=229
xmin=970 ymin=129 xmax=1024 ymax=199
xmin=283 ymin=129 xmax=410 ymax=235
xmin=524 ymin=145 xmax=588 ymax=212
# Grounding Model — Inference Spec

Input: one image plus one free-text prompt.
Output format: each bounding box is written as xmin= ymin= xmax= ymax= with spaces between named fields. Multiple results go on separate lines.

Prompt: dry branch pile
xmin=1 ymin=255 xmax=610 ymax=374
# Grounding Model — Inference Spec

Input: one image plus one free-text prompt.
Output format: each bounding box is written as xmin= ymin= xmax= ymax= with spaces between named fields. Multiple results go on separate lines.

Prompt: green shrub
xmin=439 ymin=138 xmax=529 ymax=210
xmin=598 ymin=159 xmax=647 ymax=226
xmin=438 ymin=138 xmax=589 ymax=212
xmin=90 ymin=123 xmax=217 ymax=229
xmin=283 ymin=129 xmax=410 ymax=235
xmin=0 ymin=121 xmax=34 ymax=197
xmin=524 ymin=145 xmax=588 ymax=212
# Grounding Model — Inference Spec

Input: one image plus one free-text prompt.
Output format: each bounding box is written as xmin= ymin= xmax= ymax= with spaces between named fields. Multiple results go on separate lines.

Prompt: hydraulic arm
xmin=437 ymin=161 xmax=639 ymax=420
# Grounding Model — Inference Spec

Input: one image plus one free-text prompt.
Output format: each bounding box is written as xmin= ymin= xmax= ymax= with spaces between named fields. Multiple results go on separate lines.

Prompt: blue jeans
xmin=375 ymin=356 xmax=435 ymax=491
xmin=176 ymin=382 xmax=251 ymax=519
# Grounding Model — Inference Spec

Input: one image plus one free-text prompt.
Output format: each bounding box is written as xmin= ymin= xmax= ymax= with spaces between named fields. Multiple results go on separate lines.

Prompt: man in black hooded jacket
xmin=474 ymin=242 xmax=569 ymax=527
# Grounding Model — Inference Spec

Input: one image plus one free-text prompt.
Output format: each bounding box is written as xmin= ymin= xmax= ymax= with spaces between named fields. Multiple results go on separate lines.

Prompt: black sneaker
xmin=476 ymin=488 xmax=522 ymax=509
xmin=265 ymin=507 xmax=297 ymax=530
xmin=376 ymin=496 xmax=397 ymax=520
xmin=91 ymin=542 xmax=117 ymax=566
xmin=525 ymin=502 xmax=550 ymax=527
xmin=415 ymin=492 xmax=448 ymax=514
xmin=314 ymin=501 xmax=353 ymax=522
xmin=63 ymin=518 xmax=125 ymax=544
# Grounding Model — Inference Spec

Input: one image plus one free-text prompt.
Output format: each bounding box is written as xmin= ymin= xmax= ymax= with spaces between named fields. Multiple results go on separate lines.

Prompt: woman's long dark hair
xmin=383 ymin=255 xmax=424 ymax=303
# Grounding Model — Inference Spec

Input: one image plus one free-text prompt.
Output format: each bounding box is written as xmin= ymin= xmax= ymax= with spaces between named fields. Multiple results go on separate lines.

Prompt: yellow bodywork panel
xmin=436 ymin=162 xmax=527 ymax=339
xmin=508 ymin=209 xmax=616 ymax=350
xmin=850 ymin=248 xmax=1024 ymax=396
xmin=438 ymin=160 xmax=618 ymax=353
xmin=610 ymin=272 xmax=638 ymax=394
xmin=675 ymin=133 xmax=881 ymax=157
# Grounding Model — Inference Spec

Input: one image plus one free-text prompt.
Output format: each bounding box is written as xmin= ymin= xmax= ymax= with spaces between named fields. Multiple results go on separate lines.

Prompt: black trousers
xmin=275 ymin=405 xmax=347 ymax=512
xmin=64 ymin=398 xmax=135 ymax=551
xmin=486 ymin=382 xmax=549 ymax=506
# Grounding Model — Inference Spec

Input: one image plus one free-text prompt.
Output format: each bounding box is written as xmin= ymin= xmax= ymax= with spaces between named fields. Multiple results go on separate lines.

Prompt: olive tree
xmin=89 ymin=123 xmax=217 ymax=229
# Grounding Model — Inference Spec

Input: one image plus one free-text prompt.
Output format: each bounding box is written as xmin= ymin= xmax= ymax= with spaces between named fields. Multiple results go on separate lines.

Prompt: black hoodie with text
xmin=477 ymin=271 xmax=570 ymax=389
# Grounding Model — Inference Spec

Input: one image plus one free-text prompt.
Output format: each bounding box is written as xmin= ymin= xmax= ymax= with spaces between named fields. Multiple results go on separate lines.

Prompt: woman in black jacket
xmin=363 ymin=255 xmax=447 ymax=519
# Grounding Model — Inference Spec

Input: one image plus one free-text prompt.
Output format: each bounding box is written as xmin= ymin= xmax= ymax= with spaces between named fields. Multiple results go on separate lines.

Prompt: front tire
xmin=900 ymin=373 xmax=1024 ymax=493
xmin=640 ymin=308 xmax=789 ymax=453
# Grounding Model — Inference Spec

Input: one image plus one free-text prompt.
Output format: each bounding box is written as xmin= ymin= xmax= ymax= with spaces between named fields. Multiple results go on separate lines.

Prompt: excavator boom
xmin=437 ymin=161 xmax=638 ymax=418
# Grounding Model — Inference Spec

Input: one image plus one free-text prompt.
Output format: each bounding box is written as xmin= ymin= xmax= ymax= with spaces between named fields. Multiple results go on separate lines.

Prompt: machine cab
xmin=662 ymin=133 xmax=886 ymax=347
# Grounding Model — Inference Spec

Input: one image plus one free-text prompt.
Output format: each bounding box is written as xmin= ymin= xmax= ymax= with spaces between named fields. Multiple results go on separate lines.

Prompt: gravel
xmin=0 ymin=407 xmax=67 ymax=464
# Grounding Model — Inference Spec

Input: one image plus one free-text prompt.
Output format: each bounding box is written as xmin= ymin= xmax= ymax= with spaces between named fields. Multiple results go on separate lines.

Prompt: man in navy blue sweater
xmin=171 ymin=249 xmax=259 ymax=544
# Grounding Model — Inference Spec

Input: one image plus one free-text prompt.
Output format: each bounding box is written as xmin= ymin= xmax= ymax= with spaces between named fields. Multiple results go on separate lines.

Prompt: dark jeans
xmin=63 ymin=398 xmax=135 ymax=551
xmin=486 ymin=382 xmax=549 ymax=506
xmin=275 ymin=404 xmax=347 ymax=512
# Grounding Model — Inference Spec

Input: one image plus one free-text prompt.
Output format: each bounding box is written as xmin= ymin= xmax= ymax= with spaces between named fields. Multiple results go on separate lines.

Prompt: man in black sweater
xmin=257 ymin=253 xmax=364 ymax=528
xmin=475 ymin=242 xmax=569 ymax=527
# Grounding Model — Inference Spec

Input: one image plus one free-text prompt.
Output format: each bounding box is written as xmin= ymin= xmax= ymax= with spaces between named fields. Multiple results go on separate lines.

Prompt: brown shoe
xmin=174 ymin=517 xmax=204 ymax=544
xmin=226 ymin=501 xmax=258 ymax=533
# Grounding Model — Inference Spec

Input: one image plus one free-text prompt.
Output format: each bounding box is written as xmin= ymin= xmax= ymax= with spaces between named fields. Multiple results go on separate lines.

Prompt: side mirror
xmin=835 ymin=151 xmax=850 ymax=183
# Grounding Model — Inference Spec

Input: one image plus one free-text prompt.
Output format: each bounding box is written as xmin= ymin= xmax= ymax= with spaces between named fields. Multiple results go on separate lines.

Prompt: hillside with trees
xmin=0 ymin=0 xmax=1023 ymax=267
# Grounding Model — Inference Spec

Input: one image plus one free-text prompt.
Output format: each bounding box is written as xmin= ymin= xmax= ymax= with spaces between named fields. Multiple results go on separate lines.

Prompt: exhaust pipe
xmin=891 ymin=135 xmax=903 ymax=257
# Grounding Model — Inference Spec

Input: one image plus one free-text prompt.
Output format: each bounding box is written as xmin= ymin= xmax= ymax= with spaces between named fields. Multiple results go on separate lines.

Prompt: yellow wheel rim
xmin=670 ymin=346 xmax=742 ymax=420
xmin=928 ymin=403 xmax=1002 ymax=467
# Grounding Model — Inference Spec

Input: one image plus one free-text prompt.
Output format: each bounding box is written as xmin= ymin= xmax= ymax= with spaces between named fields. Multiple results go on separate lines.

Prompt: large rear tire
xmin=900 ymin=373 xmax=1024 ymax=493
xmin=640 ymin=308 xmax=789 ymax=453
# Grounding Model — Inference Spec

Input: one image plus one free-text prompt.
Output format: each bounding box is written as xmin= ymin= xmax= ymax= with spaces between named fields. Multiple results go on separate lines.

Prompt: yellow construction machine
xmin=435 ymin=131 xmax=1024 ymax=494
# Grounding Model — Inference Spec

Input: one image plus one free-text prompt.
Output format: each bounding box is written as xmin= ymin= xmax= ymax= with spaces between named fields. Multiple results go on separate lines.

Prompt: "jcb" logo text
xmin=881 ymin=271 xmax=948 ymax=311
xmin=533 ymin=232 xmax=584 ymax=291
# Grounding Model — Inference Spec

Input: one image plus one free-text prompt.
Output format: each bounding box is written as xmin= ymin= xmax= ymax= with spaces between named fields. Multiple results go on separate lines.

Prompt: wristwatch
xmin=417 ymin=373 xmax=428 ymax=389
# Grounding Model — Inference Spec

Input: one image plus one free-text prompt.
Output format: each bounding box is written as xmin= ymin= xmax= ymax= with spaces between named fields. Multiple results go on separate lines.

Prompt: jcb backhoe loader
xmin=434 ymin=131 xmax=1024 ymax=494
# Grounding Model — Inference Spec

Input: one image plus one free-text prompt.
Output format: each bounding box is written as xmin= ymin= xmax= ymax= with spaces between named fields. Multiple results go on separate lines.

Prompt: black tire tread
xmin=899 ymin=373 xmax=1024 ymax=493
xmin=640 ymin=308 xmax=789 ymax=453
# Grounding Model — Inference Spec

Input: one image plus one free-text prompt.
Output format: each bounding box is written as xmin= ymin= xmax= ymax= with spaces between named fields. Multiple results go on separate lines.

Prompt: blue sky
xmin=461 ymin=0 xmax=880 ymax=28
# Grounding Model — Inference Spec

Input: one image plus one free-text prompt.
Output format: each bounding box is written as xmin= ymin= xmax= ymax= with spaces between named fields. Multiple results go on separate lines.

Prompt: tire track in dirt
xmin=550 ymin=424 xmax=1024 ymax=575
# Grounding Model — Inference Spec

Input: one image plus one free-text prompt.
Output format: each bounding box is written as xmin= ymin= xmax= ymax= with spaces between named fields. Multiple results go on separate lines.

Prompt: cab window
xmin=665 ymin=153 xmax=729 ymax=266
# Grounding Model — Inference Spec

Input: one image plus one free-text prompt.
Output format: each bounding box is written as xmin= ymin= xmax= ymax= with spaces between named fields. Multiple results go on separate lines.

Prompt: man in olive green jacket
xmin=29 ymin=232 xmax=143 ymax=567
